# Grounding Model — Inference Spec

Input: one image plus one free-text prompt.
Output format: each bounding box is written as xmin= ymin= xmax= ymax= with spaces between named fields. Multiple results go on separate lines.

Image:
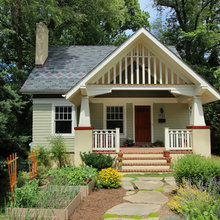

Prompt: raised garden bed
xmin=80 ymin=180 xmax=95 ymax=200
xmin=7 ymin=191 xmax=81 ymax=220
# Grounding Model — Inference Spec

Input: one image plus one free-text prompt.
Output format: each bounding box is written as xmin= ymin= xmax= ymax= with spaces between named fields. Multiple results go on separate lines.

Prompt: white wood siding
xmin=33 ymin=104 xmax=75 ymax=152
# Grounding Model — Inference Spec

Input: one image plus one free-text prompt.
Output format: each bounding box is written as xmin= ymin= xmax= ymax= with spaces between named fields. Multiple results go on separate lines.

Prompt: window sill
xmin=52 ymin=134 xmax=75 ymax=138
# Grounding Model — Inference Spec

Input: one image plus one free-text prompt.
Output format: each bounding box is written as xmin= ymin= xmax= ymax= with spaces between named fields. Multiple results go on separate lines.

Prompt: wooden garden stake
xmin=28 ymin=150 xmax=40 ymax=180
xmin=7 ymin=153 xmax=18 ymax=203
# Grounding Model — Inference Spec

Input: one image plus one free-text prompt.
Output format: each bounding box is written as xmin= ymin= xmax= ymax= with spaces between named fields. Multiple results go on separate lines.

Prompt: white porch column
xmin=190 ymin=96 xmax=206 ymax=126
xmin=79 ymin=96 xmax=91 ymax=127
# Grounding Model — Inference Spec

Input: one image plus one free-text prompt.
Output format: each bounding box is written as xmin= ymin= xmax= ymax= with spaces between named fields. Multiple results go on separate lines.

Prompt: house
xmin=21 ymin=22 xmax=220 ymax=168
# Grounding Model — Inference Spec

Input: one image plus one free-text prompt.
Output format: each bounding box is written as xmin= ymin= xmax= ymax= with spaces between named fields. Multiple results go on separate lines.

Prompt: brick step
xmin=121 ymin=153 xmax=164 ymax=158
xmin=122 ymin=162 xmax=168 ymax=166
xmin=119 ymin=168 xmax=172 ymax=173
xmin=122 ymin=156 xmax=166 ymax=160
xmin=122 ymin=165 xmax=170 ymax=169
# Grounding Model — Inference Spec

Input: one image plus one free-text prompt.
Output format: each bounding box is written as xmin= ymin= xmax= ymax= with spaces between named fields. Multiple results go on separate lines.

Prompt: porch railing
xmin=93 ymin=128 xmax=120 ymax=152
xmin=165 ymin=128 xmax=192 ymax=150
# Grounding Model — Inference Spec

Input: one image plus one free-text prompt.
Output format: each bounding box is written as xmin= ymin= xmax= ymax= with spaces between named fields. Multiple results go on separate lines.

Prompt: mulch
xmin=70 ymin=187 xmax=126 ymax=220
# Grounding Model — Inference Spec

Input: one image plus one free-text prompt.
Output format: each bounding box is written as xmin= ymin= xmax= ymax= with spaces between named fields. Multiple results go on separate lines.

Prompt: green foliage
xmin=48 ymin=165 xmax=98 ymax=186
xmin=103 ymin=214 xmax=119 ymax=218
xmin=80 ymin=151 xmax=115 ymax=171
xmin=168 ymin=179 xmax=220 ymax=219
xmin=14 ymin=180 xmax=40 ymax=208
xmin=174 ymin=154 xmax=220 ymax=186
xmin=37 ymin=145 xmax=51 ymax=168
xmin=153 ymin=140 xmax=164 ymax=147
xmin=17 ymin=171 xmax=30 ymax=188
xmin=13 ymin=179 xmax=79 ymax=209
xmin=97 ymin=168 xmax=121 ymax=188
xmin=37 ymin=164 xmax=49 ymax=186
xmin=50 ymin=136 xmax=68 ymax=168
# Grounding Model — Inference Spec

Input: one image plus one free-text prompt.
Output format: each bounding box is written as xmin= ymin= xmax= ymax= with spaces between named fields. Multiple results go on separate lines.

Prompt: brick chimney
xmin=35 ymin=21 xmax=49 ymax=66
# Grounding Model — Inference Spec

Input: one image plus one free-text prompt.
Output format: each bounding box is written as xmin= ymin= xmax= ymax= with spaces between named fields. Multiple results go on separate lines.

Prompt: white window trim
xmin=103 ymin=104 xmax=126 ymax=138
xmin=52 ymin=104 xmax=76 ymax=137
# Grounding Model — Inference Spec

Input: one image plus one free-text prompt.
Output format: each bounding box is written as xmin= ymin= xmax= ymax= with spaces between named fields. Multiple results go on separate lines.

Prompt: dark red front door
xmin=135 ymin=106 xmax=151 ymax=142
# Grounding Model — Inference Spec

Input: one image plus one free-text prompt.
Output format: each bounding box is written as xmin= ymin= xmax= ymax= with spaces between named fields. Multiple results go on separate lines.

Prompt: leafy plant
xmin=97 ymin=168 xmax=121 ymax=188
xmin=153 ymin=140 xmax=164 ymax=147
xmin=37 ymin=145 xmax=51 ymax=168
xmin=80 ymin=151 xmax=115 ymax=170
xmin=37 ymin=164 xmax=49 ymax=186
xmin=17 ymin=171 xmax=30 ymax=187
xmin=168 ymin=179 xmax=220 ymax=219
xmin=49 ymin=165 xmax=98 ymax=186
xmin=13 ymin=179 xmax=40 ymax=208
xmin=174 ymin=154 xmax=220 ymax=186
xmin=50 ymin=136 xmax=68 ymax=168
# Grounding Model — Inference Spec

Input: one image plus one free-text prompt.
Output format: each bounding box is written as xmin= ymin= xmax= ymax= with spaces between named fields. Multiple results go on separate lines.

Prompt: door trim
xmin=133 ymin=104 xmax=153 ymax=143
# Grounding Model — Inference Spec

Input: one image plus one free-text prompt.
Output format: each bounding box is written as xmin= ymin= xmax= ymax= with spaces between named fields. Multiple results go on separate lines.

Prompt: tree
xmin=153 ymin=0 xmax=220 ymax=153
xmin=0 ymin=0 xmax=150 ymax=159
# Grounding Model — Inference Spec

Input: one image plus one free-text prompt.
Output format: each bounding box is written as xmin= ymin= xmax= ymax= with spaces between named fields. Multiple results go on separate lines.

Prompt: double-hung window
xmin=106 ymin=106 xmax=124 ymax=133
xmin=55 ymin=106 xmax=73 ymax=134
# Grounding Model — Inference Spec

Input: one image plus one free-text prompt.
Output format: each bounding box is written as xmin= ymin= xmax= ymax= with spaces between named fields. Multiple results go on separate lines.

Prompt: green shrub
xmin=174 ymin=154 xmax=220 ymax=186
xmin=80 ymin=151 xmax=115 ymax=170
xmin=37 ymin=145 xmax=51 ymax=168
xmin=48 ymin=165 xmax=98 ymax=185
xmin=37 ymin=164 xmax=49 ymax=186
xmin=153 ymin=140 xmax=164 ymax=147
xmin=97 ymin=168 xmax=121 ymax=188
xmin=17 ymin=171 xmax=30 ymax=187
xmin=14 ymin=179 xmax=40 ymax=208
xmin=50 ymin=136 xmax=69 ymax=168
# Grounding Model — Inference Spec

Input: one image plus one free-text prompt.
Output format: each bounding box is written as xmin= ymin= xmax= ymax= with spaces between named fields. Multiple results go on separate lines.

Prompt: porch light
xmin=158 ymin=108 xmax=166 ymax=123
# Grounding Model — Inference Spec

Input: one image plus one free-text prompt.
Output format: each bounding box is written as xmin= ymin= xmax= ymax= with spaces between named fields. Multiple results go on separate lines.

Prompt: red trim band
xmin=186 ymin=126 xmax=211 ymax=129
xmin=74 ymin=127 xmax=94 ymax=130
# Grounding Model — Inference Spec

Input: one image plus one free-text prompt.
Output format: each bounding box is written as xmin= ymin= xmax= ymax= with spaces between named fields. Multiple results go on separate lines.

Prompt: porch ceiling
xmin=95 ymin=90 xmax=175 ymax=98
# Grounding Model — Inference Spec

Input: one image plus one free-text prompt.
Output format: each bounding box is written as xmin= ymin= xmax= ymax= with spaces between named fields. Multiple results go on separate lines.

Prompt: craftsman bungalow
xmin=21 ymin=22 xmax=220 ymax=166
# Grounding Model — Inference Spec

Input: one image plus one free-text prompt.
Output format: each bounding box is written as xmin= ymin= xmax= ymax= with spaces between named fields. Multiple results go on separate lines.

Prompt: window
xmin=55 ymin=106 xmax=72 ymax=134
xmin=106 ymin=106 xmax=123 ymax=133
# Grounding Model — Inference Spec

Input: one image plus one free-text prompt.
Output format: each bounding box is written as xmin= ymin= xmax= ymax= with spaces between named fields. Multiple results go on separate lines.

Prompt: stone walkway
xmin=104 ymin=176 xmax=177 ymax=220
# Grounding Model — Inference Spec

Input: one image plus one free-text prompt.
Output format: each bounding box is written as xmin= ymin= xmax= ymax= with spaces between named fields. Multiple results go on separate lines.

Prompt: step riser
xmin=122 ymin=159 xmax=166 ymax=163
xmin=121 ymin=153 xmax=164 ymax=157
xmin=121 ymin=165 xmax=170 ymax=169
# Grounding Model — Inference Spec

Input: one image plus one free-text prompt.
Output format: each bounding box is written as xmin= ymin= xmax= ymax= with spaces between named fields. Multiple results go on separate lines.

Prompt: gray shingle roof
xmin=20 ymin=45 xmax=181 ymax=94
xmin=20 ymin=45 xmax=117 ymax=94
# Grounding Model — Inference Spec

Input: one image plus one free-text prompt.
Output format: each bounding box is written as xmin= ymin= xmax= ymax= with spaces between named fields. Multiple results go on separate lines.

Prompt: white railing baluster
xmin=154 ymin=56 xmax=157 ymax=84
xmin=92 ymin=128 xmax=120 ymax=152
xmin=165 ymin=66 xmax=168 ymax=84
xmin=125 ymin=56 xmax=128 ymax=84
xmin=119 ymin=60 xmax=122 ymax=84
xmin=136 ymin=46 xmax=139 ymax=84
xmin=113 ymin=65 xmax=116 ymax=84
xmin=108 ymin=70 xmax=110 ymax=84
xmin=148 ymin=49 xmax=151 ymax=84
xmin=131 ymin=50 xmax=134 ymax=84
xmin=165 ymin=128 xmax=192 ymax=150
xmin=160 ymin=61 xmax=162 ymax=84
xmin=142 ymin=46 xmax=145 ymax=84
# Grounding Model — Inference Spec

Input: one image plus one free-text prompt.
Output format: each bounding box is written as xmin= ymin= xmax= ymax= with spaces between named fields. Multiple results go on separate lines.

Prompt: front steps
xmin=118 ymin=151 xmax=171 ymax=173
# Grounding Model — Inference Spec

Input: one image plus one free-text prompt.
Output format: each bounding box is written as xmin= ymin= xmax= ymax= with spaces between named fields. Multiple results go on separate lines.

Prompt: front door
xmin=135 ymin=106 xmax=151 ymax=143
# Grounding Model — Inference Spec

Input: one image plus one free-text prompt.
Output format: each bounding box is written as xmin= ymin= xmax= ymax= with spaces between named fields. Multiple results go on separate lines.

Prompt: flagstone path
xmin=104 ymin=176 xmax=178 ymax=220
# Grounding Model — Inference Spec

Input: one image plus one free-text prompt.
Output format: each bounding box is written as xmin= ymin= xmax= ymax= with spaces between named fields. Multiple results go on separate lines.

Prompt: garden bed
xmin=7 ymin=192 xmax=81 ymax=220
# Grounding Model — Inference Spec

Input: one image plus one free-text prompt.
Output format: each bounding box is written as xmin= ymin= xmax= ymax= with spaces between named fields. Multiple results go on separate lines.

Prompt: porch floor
xmin=120 ymin=147 xmax=165 ymax=154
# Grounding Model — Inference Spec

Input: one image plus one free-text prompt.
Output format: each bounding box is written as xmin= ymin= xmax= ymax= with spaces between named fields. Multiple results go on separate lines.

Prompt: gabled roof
xmin=65 ymin=28 xmax=220 ymax=103
xmin=20 ymin=46 xmax=117 ymax=93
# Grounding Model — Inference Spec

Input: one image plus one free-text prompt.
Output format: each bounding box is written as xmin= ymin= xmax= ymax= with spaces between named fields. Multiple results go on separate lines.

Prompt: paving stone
xmin=106 ymin=202 xmax=160 ymax=216
xmin=163 ymin=185 xmax=175 ymax=193
xmin=137 ymin=177 xmax=163 ymax=181
xmin=106 ymin=219 xmax=153 ymax=220
xmin=134 ymin=180 xmax=163 ymax=190
xmin=124 ymin=191 xmax=169 ymax=205
xmin=121 ymin=182 xmax=134 ymax=190
xmin=121 ymin=177 xmax=133 ymax=182
xmin=165 ymin=180 xmax=177 ymax=187
xmin=126 ymin=191 xmax=136 ymax=196
xmin=165 ymin=177 xmax=175 ymax=181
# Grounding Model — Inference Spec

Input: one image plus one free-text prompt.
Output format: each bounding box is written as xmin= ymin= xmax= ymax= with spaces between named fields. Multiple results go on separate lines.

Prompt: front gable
xmin=65 ymin=28 xmax=219 ymax=104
